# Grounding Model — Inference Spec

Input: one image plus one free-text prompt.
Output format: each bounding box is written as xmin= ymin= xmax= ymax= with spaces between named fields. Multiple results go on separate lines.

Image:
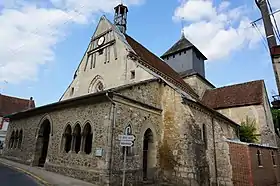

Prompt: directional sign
xmin=118 ymin=135 xmax=135 ymax=141
xmin=120 ymin=141 xmax=134 ymax=147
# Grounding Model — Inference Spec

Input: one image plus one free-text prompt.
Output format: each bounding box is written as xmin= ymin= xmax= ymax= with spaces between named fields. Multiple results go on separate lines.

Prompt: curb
xmin=0 ymin=161 xmax=50 ymax=186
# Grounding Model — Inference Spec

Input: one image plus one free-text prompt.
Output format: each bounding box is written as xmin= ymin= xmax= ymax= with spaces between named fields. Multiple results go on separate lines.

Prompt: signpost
xmin=119 ymin=133 xmax=135 ymax=186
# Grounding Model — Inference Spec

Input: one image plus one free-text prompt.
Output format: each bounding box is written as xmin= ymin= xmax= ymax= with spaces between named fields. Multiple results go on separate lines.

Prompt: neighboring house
xmin=228 ymin=140 xmax=280 ymax=186
xmin=2 ymin=4 xmax=277 ymax=186
xmin=0 ymin=94 xmax=35 ymax=147
xmin=202 ymin=81 xmax=276 ymax=146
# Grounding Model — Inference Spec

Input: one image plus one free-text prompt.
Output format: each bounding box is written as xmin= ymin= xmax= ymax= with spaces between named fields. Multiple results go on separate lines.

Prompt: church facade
xmin=2 ymin=4 xmax=277 ymax=186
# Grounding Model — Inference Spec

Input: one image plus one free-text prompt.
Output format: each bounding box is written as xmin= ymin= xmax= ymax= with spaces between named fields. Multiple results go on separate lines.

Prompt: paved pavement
xmin=0 ymin=163 xmax=39 ymax=186
xmin=0 ymin=158 xmax=96 ymax=186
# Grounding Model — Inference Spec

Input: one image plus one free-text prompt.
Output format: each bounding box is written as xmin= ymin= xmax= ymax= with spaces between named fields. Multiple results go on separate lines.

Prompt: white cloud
xmin=0 ymin=0 xmax=143 ymax=83
xmin=174 ymin=0 xmax=261 ymax=61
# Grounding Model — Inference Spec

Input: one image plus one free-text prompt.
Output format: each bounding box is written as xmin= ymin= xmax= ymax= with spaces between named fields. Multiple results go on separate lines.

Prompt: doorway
xmin=35 ymin=119 xmax=51 ymax=167
xmin=143 ymin=128 xmax=155 ymax=180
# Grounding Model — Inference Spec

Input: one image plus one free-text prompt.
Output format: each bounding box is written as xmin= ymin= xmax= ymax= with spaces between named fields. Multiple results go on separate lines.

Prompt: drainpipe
xmin=211 ymin=117 xmax=218 ymax=186
xmin=106 ymin=92 xmax=116 ymax=186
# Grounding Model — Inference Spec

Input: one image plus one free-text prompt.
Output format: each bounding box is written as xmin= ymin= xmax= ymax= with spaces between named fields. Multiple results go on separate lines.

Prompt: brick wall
xmin=228 ymin=141 xmax=280 ymax=186
xmin=228 ymin=142 xmax=253 ymax=186
xmin=249 ymin=145 xmax=280 ymax=186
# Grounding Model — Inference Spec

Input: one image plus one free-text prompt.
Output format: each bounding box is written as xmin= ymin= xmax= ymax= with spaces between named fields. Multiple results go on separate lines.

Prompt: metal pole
xmin=122 ymin=147 xmax=127 ymax=186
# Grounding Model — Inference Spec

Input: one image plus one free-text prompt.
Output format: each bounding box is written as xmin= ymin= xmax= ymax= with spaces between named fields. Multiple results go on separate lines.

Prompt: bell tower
xmin=114 ymin=4 xmax=128 ymax=34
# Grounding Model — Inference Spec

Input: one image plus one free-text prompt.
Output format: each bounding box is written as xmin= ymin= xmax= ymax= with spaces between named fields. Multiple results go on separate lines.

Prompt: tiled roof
xmin=161 ymin=35 xmax=207 ymax=60
xmin=0 ymin=94 xmax=35 ymax=116
xmin=125 ymin=34 xmax=198 ymax=98
xmin=202 ymin=80 xmax=264 ymax=109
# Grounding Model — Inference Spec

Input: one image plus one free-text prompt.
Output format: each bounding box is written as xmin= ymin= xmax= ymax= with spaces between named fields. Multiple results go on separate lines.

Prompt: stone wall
xmin=3 ymin=101 xmax=112 ymax=185
xmin=109 ymin=97 xmax=162 ymax=185
xmin=159 ymin=84 xmax=237 ymax=186
xmin=183 ymin=75 xmax=214 ymax=99
xmin=4 ymin=80 xmax=240 ymax=186
xmin=217 ymin=103 xmax=276 ymax=146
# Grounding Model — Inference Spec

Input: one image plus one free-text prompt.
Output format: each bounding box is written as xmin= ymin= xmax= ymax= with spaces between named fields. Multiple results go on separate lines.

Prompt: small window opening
xmin=70 ymin=87 xmax=74 ymax=96
xmin=130 ymin=70 xmax=135 ymax=79
xmin=257 ymin=150 xmax=262 ymax=167
xmin=173 ymin=55 xmax=175 ymax=58
xmin=166 ymin=57 xmax=169 ymax=60
xmin=179 ymin=52 xmax=181 ymax=56
xmin=184 ymin=51 xmax=186 ymax=54
xmin=272 ymin=151 xmax=276 ymax=166
xmin=99 ymin=49 xmax=104 ymax=55
xmin=202 ymin=124 xmax=207 ymax=149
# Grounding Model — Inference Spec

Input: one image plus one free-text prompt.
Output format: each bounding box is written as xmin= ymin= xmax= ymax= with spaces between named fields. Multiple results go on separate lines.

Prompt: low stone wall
xmin=45 ymin=162 xmax=108 ymax=185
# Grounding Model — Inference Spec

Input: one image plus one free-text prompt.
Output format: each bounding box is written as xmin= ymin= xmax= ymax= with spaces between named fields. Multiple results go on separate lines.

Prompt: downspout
xmin=106 ymin=92 xmax=116 ymax=185
xmin=211 ymin=117 xmax=218 ymax=185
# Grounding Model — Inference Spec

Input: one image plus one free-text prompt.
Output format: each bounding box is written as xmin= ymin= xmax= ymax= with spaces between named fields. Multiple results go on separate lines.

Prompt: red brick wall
xmin=228 ymin=142 xmax=253 ymax=186
xmin=249 ymin=147 xmax=280 ymax=186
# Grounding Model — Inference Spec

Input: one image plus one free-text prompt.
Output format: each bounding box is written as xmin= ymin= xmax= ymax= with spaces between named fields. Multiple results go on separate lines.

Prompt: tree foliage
xmin=239 ymin=116 xmax=258 ymax=143
xmin=271 ymin=108 xmax=280 ymax=135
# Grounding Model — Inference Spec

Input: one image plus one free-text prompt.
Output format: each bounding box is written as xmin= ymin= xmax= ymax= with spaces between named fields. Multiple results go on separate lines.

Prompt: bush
xmin=239 ymin=116 xmax=258 ymax=143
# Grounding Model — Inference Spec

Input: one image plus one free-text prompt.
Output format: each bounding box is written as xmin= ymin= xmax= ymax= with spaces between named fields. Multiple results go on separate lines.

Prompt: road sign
xmin=120 ymin=141 xmax=134 ymax=147
xmin=118 ymin=135 xmax=135 ymax=141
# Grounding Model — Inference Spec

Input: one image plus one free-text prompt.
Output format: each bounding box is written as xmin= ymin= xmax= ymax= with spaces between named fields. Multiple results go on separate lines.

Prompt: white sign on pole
xmin=120 ymin=141 xmax=133 ymax=147
xmin=118 ymin=135 xmax=135 ymax=141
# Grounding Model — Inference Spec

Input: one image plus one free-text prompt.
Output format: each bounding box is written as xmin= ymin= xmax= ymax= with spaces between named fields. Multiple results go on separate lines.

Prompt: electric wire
xmin=252 ymin=22 xmax=269 ymax=52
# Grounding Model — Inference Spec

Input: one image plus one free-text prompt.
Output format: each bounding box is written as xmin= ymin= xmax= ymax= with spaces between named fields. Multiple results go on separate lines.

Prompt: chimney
xmin=28 ymin=97 xmax=33 ymax=109
xmin=114 ymin=4 xmax=128 ymax=34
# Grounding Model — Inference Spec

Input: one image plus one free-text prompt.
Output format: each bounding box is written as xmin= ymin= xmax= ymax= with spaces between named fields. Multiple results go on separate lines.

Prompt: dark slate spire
xmin=161 ymin=34 xmax=207 ymax=78
xmin=161 ymin=36 xmax=207 ymax=60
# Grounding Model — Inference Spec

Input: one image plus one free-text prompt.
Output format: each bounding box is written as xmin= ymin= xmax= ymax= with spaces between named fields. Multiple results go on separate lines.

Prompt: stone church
xmin=3 ymin=4 xmax=277 ymax=186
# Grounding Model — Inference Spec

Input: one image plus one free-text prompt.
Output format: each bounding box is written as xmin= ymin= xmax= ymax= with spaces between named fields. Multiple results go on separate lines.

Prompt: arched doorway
xmin=35 ymin=119 xmax=51 ymax=167
xmin=143 ymin=128 xmax=156 ymax=180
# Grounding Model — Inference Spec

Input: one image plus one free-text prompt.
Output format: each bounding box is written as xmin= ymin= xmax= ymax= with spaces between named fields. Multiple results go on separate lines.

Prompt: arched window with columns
xmin=18 ymin=130 xmax=23 ymax=149
xmin=82 ymin=123 xmax=93 ymax=154
xmin=73 ymin=124 xmax=82 ymax=153
xmin=63 ymin=125 xmax=72 ymax=153
xmin=9 ymin=131 xmax=15 ymax=149
xmin=14 ymin=130 xmax=19 ymax=149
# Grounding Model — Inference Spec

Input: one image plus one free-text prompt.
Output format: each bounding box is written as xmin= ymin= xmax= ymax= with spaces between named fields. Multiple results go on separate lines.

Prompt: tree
xmin=271 ymin=108 xmax=280 ymax=136
xmin=239 ymin=116 xmax=259 ymax=143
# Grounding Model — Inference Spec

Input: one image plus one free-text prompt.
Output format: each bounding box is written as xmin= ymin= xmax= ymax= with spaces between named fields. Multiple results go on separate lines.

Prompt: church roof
xmin=0 ymin=94 xmax=35 ymax=117
xmin=125 ymin=34 xmax=198 ymax=98
xmin=202 ymin=80 xmax=264 ymax=109
xmin=161 ymin=35 xmax=207 ymax=60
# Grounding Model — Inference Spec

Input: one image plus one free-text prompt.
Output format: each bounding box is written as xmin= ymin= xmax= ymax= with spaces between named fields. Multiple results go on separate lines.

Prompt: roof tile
xmin=0 ymin=94 xmax=35 ymax=116
xmin=125 ymin=34 xmax=198 ymax=98
xmin=202 ymin=80 xmax=264 ymax=109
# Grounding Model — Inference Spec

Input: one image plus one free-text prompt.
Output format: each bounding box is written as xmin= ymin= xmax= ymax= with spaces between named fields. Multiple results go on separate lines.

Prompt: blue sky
xmin=0 ymin=0 xmax=280 ymax=106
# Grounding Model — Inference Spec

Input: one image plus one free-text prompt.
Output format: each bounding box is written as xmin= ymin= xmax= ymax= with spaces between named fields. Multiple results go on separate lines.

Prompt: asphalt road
xmin=0 ymin=163 xmax=39 ymax=186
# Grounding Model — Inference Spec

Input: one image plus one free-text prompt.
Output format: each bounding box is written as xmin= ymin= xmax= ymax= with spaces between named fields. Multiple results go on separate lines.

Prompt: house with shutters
xmin=2 ymin=4 xmax=278 ymax=186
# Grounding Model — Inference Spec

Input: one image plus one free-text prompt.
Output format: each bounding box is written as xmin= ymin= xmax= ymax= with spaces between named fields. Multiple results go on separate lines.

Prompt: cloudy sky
xmin=0 ymin=0 xmax=280 ymax=106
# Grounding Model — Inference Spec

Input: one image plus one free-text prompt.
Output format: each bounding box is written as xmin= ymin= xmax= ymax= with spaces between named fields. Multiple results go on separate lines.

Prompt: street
xmin=0 ymin=163 xmax=39 ymax=186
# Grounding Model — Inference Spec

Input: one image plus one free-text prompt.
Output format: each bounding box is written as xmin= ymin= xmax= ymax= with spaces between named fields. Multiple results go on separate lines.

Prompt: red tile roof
xmin=125 ymin=34 xmax=198 ymax=98
xmin=0 ymin=94 xmax=35 ymax=116
xmin=202 ymin=80 xmax=264 ymax=109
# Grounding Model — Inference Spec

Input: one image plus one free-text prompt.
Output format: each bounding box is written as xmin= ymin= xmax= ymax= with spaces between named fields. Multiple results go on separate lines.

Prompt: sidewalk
xmin=0 ymin=158 xmax=96 ymax=186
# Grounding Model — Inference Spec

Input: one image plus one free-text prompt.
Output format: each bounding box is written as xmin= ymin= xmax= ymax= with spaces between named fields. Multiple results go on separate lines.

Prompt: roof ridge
xmin=211 ymin=80 xmax=264 ymax=91
xmin=0 ymin=94 xmax=32 ymax=101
